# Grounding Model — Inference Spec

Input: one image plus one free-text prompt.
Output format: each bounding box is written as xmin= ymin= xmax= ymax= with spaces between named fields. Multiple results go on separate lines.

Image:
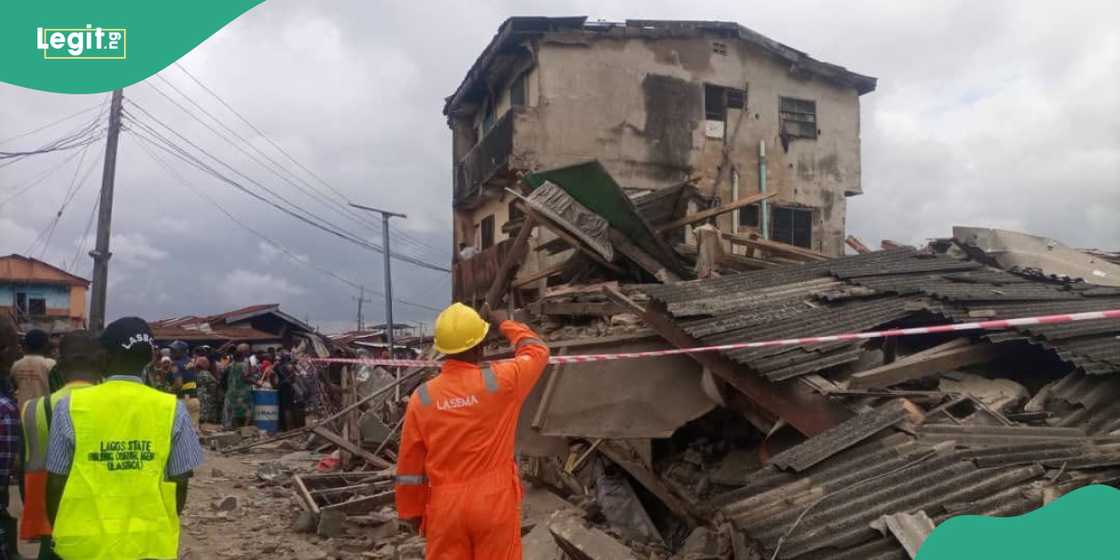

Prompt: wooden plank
xmin=512 ymin=257 xmax=570 ymax=289
xmin=608 ymin=228 xmax=682 ymax=282
xmin=293 ymin=474 xmax=320 ymax=514
xmin=312 ymin=425 xmax=393 ymax=469
xmin=846 ymin=235 xmax=871 ymax=254
xmin=320 ymin=490 xmax=396 ymax=514
xmin=721 ymin=232 xmax=829 ymax=262
xmin=655 ymin=192 xmax=776 ymax=234
xmin=601 ymin=287 xmax=852 ymax=437
xmin=599 ymin=440 xmax=700 ymax=527
xmin=847 ymin=343 xmax=1001 ymax=390
xmin=485 ymin=214 xmax=537 ymax=309
xmin=539 ymin=301 xmax=625 ymax=317
xmin=523 ymin=206 xmax=625 ymax=275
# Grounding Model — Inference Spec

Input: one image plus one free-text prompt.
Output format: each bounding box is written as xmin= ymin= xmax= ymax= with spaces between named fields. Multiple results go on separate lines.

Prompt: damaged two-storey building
xmin=446 ymin=16 xmax=877 ymax=289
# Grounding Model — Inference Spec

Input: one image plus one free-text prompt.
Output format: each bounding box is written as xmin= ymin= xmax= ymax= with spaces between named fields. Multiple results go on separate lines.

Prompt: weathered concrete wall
xmin=511 ymin=35 xmax=863 ymax=256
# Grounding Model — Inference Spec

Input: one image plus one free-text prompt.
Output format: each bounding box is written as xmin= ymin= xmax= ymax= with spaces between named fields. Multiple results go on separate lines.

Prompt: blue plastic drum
xmin=252 ymin=389 xmax=280 ymax=433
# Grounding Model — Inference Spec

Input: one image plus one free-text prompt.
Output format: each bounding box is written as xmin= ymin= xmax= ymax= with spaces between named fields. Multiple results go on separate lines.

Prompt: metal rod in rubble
xmin=348 ymin=203 xmax=407 ymax=400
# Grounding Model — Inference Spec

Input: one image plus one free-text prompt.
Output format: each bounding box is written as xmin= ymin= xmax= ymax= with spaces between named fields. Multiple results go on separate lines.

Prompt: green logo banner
xmin=1 ymin=1 xmax=265 ymax=93
xmin=918 ymin=484 xmax=1119 ymax=559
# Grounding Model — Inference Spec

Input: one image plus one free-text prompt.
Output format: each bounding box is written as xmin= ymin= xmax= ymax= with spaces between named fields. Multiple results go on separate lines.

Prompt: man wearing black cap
xmin=44 ymin=318 xmax=204 ymax=560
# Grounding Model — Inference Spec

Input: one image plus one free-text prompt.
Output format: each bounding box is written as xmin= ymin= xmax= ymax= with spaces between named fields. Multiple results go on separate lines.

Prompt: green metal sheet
xmin=525 ymin=160 xmax=689 ymax=278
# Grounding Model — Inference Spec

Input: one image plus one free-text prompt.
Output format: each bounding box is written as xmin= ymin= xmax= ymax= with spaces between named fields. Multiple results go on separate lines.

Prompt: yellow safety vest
xmin=20 ymin=382 xmax=92 ymax=540
xmin=52 ymin=380 xmax=180 ymax=560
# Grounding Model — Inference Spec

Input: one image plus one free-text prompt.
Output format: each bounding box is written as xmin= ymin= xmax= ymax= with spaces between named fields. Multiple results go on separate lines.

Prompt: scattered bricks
xmin=318 ymin=509 xmax=347 ymax=538
xmin=205 ymin=431 xmax=242 ymax=451
xmin=210 ymin=467 xmax=226 ymax=478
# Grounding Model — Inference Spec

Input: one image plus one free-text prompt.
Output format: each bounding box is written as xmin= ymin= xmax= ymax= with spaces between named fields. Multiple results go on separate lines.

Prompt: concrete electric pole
xmin=89 ymin=88 xmax=124 ymax=333
xmin=349 ymin=203 xmax=407 ymax=399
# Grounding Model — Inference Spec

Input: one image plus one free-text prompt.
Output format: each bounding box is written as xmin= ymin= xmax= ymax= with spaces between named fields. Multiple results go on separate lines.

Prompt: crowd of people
xmin=0 ymin=315 xmax=318 ymax=559
xmin=141 ymin=340 xmax=313 ymax=433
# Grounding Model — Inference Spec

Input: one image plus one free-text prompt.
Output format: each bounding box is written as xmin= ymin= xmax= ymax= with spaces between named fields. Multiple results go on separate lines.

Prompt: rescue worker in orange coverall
xmin=395 ymin=302 xmax=550 ymax=559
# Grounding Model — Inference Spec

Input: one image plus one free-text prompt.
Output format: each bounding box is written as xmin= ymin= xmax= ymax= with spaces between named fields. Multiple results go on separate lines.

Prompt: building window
xmin=704 ymin=84 xmax=747 ymax=122
xmin=738 ymin=204 xmax=760 ymax=228
xmin=712 ymin=41 xmax=728 ymax=55
xmin=771 ymin=207 xmax=813 ymax=249
xmin=779 ymin=97 xmax=817 ymax=140
xmin=510 ymin=73 xmax=526 ymax=107
xmin=15 ymin=293 xmax=27 ymax=316
xmin=480 ymin=215 xmax=495 ymax=249
xmin=28 ymin=297 xmax=47 ymax=316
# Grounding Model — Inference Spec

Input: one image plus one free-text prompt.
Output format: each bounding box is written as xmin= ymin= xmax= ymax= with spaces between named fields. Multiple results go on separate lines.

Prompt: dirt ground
xmin=7 ymin=436 xmax=576 ymax=560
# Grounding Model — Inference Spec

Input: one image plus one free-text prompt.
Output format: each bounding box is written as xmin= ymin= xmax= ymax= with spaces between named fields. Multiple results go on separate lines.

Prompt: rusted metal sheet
xmin=768 ymin=399 xmax=915 ymax=472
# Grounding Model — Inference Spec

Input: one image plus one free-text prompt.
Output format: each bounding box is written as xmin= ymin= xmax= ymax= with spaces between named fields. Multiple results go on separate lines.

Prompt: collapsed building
xmin=450 ymin=16 xmax=878 ymax=303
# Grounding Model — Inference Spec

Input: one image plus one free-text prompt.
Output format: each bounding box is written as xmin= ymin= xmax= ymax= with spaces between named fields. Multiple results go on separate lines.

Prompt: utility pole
xmin=349 ymin=203 xmax=407 ymax=399
xmin=89 ymin=88 xmax=124 ymax=333
xmin=353 ymin=285 xmax=373 ymax=331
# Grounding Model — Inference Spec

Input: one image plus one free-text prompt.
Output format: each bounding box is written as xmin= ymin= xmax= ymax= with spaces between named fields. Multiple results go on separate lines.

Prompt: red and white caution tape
xmin=306 ymin=309 xmax=1120 ymax=368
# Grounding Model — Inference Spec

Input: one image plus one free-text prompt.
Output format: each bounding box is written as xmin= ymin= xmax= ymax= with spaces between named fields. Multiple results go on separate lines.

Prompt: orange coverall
xmin=395 ymin=320 xmax=550 ymax=559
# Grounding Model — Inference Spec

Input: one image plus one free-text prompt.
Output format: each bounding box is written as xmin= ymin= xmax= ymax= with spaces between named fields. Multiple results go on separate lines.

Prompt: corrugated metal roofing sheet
xmin=769 ymin=400 xmax=911 ymax=472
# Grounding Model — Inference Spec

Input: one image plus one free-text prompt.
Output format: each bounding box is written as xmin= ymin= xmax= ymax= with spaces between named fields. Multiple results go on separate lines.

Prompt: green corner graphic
xmin=1 ymin=1 xmax=265 ymax=93
xmin=917 ymin=484 xmax=1120 ymax=559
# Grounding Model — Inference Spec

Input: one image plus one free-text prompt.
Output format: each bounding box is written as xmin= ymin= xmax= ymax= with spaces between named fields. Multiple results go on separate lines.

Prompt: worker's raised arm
xmin=394 ymin=397 xmax=429 ymax=529
xmin=497 ymin=320 xmax=551 ymax=401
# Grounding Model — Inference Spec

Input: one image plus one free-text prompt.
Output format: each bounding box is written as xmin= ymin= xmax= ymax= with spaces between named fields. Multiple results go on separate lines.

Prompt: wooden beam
xmin=846 ymin=235 xmax=871 ymax=254
xmin=721 ymin=232 xmax=829 ymax=262
xmin=608 ymin=228 xmax=681 ymax=282
xmin=847 ymin=342 xmax=1001 ymax=390
xmin=312 ymin=425 xmax=393 ymax=469
xmin=601 ymin=287 xmax=852 ymax=437
xmin=511 ymin=257 xmax=570 ymax=289
xmin=538 ymin=301 xmax=626 ymax=317
xmin=523 ymin=206 xmax=625 ymax=275
xmin=655 ymin=192 xmax=776 ymax=234
xmin=485 ymin=214 xmax=537 ymax=309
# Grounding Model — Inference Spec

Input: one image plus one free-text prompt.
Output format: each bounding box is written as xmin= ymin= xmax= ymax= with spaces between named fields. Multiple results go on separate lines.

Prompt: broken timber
xmin=655 ymin=192 xmax=776 ymax=234
xmin=601 ymin=286 xmax=852 ymax=437
xmin=485 ymin=213 xmax=537 ymax=309
xmin=608 ymin=228 xmax=681 ymax=282
xmin=721 ymin=232 xmax=829 ymax=262
xmin=847 ymin=340 xmax=1001 ymax=389
xmin=312 ymin=425 xmax=393 ymax=469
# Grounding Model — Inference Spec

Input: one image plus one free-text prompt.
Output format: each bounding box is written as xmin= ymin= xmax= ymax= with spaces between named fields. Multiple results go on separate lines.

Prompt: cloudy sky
xmin=2 ymin=0 xmax=1117 ymax=332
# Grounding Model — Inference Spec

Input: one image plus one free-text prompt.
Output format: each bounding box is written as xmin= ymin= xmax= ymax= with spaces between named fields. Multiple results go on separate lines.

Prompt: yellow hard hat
xmin=433 ymin=302 xmax=490 ymax=355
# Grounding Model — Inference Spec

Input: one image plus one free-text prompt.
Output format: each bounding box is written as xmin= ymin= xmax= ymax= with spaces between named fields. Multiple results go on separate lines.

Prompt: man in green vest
xmin=44 ymin=318 xmax=204 ymax=560
xmin=20 ymin=331 xmax=104 ymax=560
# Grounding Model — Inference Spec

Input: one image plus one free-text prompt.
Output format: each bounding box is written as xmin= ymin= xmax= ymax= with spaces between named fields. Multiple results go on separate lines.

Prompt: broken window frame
xmin=779 ymin=96 xmax=818 ymax=140
xmin=704 ymin=83 xmax=747 ymax=123
xmin=480 ymin=214 xmax=496 ymax=250
xmin=770 ymin=206 xmax=813 ymax=249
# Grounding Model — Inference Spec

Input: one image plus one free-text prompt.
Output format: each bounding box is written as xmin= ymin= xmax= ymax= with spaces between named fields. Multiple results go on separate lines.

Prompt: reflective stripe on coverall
xmin=395 ymin=320 xmax=550 ymax=560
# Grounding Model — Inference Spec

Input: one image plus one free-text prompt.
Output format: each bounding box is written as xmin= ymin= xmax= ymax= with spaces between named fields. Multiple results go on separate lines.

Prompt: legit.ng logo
xmin=36 ymin=25 xmax=127 ymax=60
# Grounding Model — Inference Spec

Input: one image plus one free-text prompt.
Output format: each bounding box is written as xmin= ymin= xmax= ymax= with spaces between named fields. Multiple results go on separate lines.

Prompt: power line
xmin=123 ymin=102 xmax=450 ymax=273
xmin=172 ymin=63 xmax=452 ymax=263
xmin=147 ymin=76 xmax=384 ymax=237
xmin=130 ymin=129 xmax=442 ymax=312
xmin=0 ymin=144 xmax=96 ymax=210
xmin=0 ymin=101 xmax=104 ymax=146
xmin=26 ymin=138 xmax=104 ymax=259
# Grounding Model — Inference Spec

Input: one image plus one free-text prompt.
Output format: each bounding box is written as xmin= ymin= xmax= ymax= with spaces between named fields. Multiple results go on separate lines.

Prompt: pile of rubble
xmin=223 ymin=159 xmax=1119 ymax=559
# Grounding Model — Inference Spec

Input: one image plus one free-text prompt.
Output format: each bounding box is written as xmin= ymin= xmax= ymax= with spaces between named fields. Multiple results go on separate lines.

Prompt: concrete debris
xmin=316 ymin=509 xmax=347 ymax=538
xmin=292 ymin=511 xmax=318 ymax=534
xmin=213 ymin=496 xmax=239 ymax=512
xmin=549 ymin=512 xmax=641 ymax=560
